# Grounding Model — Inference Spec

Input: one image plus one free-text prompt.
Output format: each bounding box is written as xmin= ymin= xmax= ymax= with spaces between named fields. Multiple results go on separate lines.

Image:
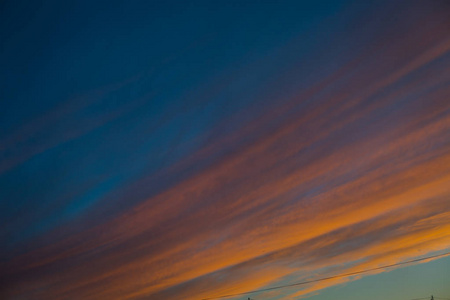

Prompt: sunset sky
xmin=1 ymin=1 xmax=450 ymax=299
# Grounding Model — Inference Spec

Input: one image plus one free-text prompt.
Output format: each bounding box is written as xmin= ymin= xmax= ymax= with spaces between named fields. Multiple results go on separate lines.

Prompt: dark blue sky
xmin=1 ymin=0 xmax=353 ymax=249
xmin=1 ymin=1 xmax=450 ymax=299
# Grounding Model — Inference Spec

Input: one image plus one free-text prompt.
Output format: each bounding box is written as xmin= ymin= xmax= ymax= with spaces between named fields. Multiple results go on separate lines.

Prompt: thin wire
xmin=202 ymin=251 xmax=450 ymax=300
xmin=410 ymin=295 xmax=450 ymax=299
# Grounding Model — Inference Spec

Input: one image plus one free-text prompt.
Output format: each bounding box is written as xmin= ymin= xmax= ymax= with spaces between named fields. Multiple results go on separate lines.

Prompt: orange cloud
xmin=2 ymin=2 xmax=450 ymax=300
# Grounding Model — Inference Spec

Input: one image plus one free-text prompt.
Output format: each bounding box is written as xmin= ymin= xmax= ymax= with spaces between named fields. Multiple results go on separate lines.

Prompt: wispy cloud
xmin=1 ymin=1 xmax=449 ymax=299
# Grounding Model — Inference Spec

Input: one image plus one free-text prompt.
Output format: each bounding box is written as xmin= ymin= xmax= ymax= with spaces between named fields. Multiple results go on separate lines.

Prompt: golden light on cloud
xmin=1 ymin=1 xmax=450 ymax=299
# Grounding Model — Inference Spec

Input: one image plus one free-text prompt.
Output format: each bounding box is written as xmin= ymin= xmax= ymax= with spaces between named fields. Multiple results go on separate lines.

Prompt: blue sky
xmin=1 ymin=1 xmax=450 ymax=299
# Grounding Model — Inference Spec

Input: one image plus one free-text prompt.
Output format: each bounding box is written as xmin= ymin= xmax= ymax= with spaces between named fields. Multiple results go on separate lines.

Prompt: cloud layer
xmin=1 ymin=1 xmax=450 ymax=299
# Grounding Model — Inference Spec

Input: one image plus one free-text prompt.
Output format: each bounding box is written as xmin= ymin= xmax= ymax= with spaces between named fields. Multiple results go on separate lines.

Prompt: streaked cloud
xmin=1 ymin=1 xmax=449 ymax=299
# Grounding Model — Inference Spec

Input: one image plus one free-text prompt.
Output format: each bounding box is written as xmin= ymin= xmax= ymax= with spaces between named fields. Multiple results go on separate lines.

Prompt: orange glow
xmin=2 ymin=2 xmax=450 ymax=300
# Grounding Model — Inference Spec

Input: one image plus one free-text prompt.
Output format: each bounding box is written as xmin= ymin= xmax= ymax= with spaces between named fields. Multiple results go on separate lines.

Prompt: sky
xmin=1 ymin=0 xmax=450 ymax=299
